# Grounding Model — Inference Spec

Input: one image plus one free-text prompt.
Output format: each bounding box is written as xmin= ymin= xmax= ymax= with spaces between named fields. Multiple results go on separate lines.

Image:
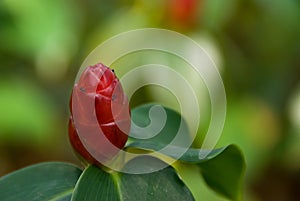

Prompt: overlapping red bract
xmin=69 ymin=63 xmax=130 ymax=165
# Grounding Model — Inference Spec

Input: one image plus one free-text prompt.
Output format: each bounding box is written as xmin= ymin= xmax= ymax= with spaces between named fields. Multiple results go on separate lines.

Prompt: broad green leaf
xmin=127 ymin=103 xmax=246 ymax=201
xmin=198 ymin=145 xmax=245 ymax=201
xmin=126 ymin=142 xmax=245 ymax=200
xmin=130 ymin=103 xmax=191 ymax=146
xmin=72 ymin=157 xmax=195 ymax=201
xmin=71 ymin=165 xmax=120 ymax=201
xmin=0 ymin=162 xmax=82 ymax=201
xmin=120 ymin=156 xmax=195 ymax=201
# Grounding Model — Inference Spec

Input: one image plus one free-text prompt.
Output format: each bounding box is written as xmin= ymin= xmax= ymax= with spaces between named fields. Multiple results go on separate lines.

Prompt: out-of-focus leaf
xmin=0 ymin=162 xmax=82 ymax=201
xmin=0 ymin=79 xmax=56 ymax=144
xmin=202 ymin=0 xmax=238 ymax=29
xmin=217 ymin=98 xmax=280 ymax=177
xmin=1 ymin=0 xmax=80 ymax=81
xmin=1 ymin=0 xmax=79 ymax=56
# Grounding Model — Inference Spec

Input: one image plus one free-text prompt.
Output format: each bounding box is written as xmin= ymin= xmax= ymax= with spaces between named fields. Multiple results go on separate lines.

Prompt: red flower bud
xmin=69 ymin=63 xmax=130 ymax=166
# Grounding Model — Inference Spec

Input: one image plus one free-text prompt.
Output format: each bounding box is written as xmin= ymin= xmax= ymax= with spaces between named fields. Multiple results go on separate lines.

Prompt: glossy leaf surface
xmin=0 ymin=162 xmax=82 ymax=201
xmin=72 ymin=157 xmax=195 ymax=201
xmin=128 ymin=103 xmax=246 ymax=201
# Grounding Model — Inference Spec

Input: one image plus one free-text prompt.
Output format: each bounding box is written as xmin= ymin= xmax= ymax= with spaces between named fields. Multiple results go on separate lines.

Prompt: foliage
xmin=1 ymin=0 xmax=299 ymax=200
xmin=0 ymin=104 xmax=245 ymax=201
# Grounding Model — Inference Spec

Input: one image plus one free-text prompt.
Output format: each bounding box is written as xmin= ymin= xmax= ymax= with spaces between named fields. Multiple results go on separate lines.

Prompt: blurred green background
xmin=0 ymin=0 xmax=300 ymax=200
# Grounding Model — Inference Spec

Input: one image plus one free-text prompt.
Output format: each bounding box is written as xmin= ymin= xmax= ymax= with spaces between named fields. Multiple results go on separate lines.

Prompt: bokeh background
xmin=0 ymin=0 xmax=300 ymax=200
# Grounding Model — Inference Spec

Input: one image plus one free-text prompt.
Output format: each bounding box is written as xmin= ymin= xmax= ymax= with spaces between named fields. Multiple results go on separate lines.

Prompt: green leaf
xmin=71 ymin=165 xmax=120 ymax=201
xmin=126 ymin=142 xmax=245 ymax=200
xmin=128 ymin=103 xmax=246 ymax=201
xmin=198 ymin=145 xmax=245 ymax=201
xmin=72 ymin=156 xmax=195 ymax=201
xmin=130 ymin=103 xmax=191 ymax=146
xmin=120 ymin=156 xmax=195 ymax=201
xmin=126 ymin=140 xmax=227 ymax=162
xmin=0 ymin=162 xmax=82 ymax=201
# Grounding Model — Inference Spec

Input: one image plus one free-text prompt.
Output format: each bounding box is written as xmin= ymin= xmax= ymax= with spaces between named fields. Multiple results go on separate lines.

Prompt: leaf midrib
xmin=48 ymin=188 xmax=74 ymax=201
